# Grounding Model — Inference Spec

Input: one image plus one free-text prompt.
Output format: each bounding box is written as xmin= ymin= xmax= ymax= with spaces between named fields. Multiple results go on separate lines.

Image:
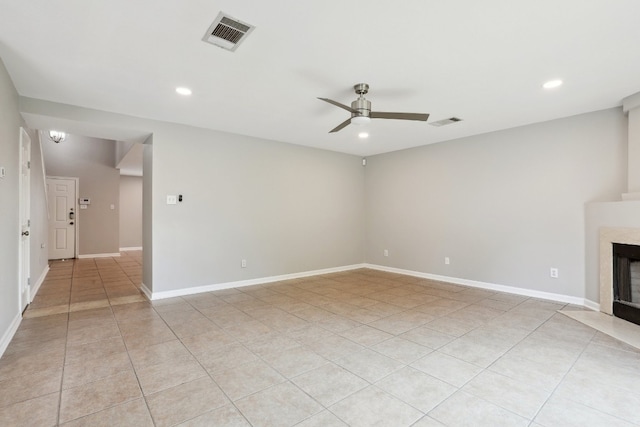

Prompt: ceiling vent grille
xmin=429 ymin=117 xmax=463 ymax=127
xmin=202 ymin=12 xmax=255 ymax=52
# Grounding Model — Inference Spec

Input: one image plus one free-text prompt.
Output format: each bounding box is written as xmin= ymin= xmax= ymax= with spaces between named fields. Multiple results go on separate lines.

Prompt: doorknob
xmin=21 ymin=230 xmax=29 ymax=236
xmin=69 ymin=211 xmax=75 ymax=220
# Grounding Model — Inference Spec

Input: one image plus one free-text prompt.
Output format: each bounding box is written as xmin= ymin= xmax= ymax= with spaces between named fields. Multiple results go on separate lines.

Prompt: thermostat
xmin=79 ymin=198 xmax=91 ymax=205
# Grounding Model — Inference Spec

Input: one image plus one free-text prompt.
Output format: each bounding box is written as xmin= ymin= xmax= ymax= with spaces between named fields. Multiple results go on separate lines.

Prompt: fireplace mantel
xmin=599 ymin=227 xmax=640 ymax=314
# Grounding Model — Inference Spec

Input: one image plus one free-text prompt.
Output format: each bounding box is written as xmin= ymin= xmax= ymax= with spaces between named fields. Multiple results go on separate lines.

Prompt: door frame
xmin=46 ymin=176 xmax=80 ymax=259
xmin=18 ymin=128 xmax=31 ymax=310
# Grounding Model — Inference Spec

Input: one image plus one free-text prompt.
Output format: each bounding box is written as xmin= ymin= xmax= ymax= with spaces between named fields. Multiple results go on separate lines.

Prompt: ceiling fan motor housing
xmin=351 ymin=97 xmax=371 ymax=118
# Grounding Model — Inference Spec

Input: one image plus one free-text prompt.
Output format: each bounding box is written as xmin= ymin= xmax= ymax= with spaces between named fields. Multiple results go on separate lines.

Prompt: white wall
xmin=0 ymin=57 xmax=24 ymax=354
xmin=365 ymin=108 xmax=627 ymax=299
xmin=119 ymin=175 xmax=142 ymax=249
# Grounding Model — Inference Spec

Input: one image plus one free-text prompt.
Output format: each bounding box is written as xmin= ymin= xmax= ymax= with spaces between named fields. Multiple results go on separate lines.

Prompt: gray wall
xmin=365 ymin=108 xmax=627 ymax=298
xmin=119 ymin=175 xmax=142 ymax=249
xmin=151 ymin=125 xmax=366 ymax=292
xmin=0 ymin=57 xmax=23 ymax=351
xmin=142 ymin=139 xmax=153 ymax=290
xmin=22 ymin=97 xmax=630 ymax=303
xmin=20 ymin=97 xmax=367 ymax=295
xmin=29 ymin=131 xmax=49 ymax=287
xmin=42 ymin=134 xmax=120 ymax=256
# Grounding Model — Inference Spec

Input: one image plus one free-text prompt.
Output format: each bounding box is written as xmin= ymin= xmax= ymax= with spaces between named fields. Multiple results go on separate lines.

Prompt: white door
xmin=47 ymin=177 xmax=77 ymax=260
xmin=19 ymin=128 xmax=31 ymax=311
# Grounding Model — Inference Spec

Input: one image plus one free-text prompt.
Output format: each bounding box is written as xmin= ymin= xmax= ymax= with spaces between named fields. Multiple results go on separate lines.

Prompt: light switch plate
xmin=167 ymin=195 xmax=177 ymax=205
xmin=0 ymin=166 xmax=5 ymax=178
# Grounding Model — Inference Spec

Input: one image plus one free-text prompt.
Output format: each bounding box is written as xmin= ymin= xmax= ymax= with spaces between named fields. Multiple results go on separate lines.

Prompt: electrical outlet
xmin=445 ymin=257 xmax=450 ymax=265
xmin=241 ymin=259 xmax=247 ymax=268
xmin=550 ymin=268 xmax=559 ymax=278
xmin=383 ymin=249 xmax=389 ymax=257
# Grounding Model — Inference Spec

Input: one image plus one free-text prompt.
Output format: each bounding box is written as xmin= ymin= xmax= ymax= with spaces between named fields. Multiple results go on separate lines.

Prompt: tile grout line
xmin=167 ymin=297 xmax=259 ymax=426
xmin=56 ymin=258 xmax=77 ymax=426
xmin=116 ymin=306 xmax=158 ymax=427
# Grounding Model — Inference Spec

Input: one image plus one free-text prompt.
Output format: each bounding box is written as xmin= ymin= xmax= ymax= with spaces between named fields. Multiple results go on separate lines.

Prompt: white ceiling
xmin=1 ymin=0 xmax=639 ymax=156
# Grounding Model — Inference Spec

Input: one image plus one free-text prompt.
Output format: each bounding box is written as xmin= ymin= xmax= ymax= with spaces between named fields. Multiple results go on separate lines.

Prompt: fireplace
xmin=598 ymin=227 xmax=640 ymax=317
xmin=612 ymin=243 xmax=640 ymax=325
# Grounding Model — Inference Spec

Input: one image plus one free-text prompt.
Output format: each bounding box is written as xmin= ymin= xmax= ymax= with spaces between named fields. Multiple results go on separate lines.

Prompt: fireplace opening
xmin=612 ymin=243 xmax=640 ymax=326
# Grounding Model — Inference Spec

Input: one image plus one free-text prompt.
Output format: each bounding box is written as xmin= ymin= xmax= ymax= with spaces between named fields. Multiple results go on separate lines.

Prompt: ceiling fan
xmin=318 ymin=83 xmax=429 ymax=133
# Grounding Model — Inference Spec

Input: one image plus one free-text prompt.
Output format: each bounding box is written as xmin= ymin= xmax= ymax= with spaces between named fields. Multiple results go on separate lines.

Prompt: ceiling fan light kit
xmin=318 ymin=83 xmax=429 ymax=133
xmin=351 ymin=116 xmax=371 ymax=125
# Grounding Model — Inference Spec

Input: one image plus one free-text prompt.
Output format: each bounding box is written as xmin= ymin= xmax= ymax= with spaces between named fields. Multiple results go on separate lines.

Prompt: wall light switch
xmin=110 ymin=204 xmax=115 ymax=210
xmin=167 ymin=195 xmax=177 ymax=205
xmin=80 ymin=205 xmax=87 ymax=210
xmin=0 ymin=166 xmax=5 ymax=178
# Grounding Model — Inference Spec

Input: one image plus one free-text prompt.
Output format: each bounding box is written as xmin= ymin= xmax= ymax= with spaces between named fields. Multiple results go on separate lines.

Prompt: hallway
xmin=25 ymin=251 xmax=145 ymax=319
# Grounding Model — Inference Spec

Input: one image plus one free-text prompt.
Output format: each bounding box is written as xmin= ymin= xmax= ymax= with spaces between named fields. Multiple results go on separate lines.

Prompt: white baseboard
xmin=149 ymin=263 xmax=368 ymax=300
xmin=30 ymin=265 xmax=50 ymax=302
xmin=365 ymin=264 xmax=594 ymax=308
xmin=583 ymin=299 xmax=601 ymax=312
xmin=140 ymin=283 xmax=152 ymax=300
xmin=77 ymin=253 xmax=121 ymax=259
xmin=0 ymin=312 xmax=22 ymax=358
xmin=144 ymin=262 xmax=600 ymax=310
xmin=119 ymin=247 xmax=142 ymax=251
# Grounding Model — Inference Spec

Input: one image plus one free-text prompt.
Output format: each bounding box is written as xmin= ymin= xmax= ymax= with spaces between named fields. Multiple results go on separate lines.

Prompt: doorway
xmin=46 ymin=177 xmax=78 ymax=260
xmin=19 ymin=128 xmax=31 ymax=311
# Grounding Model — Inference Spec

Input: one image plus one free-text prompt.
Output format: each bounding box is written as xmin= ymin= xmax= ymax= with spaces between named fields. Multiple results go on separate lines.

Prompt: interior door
xmin=19 ymin=128 xmax=31 ymax=311
xmin=46 ymin=177 xmax=76 ymax=260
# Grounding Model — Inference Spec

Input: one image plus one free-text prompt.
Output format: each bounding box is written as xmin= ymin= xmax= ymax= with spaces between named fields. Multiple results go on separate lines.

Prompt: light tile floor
xmin=2 ymin=252 xmax=640 ymax=426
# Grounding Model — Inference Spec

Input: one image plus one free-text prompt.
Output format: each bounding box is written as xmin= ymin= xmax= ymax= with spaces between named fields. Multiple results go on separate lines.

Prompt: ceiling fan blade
xmin=329 ymin=118 xmax=352 ymax=133
xmin=370 ymin=111 xmax=430 ymax=121
xmin=318 ymin=97 xmax=357 ymax=113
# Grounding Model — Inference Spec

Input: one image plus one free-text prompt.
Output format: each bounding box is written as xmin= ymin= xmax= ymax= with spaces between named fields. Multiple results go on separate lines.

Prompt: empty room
xmin=2 ymin=1 xmax=640 ymax=426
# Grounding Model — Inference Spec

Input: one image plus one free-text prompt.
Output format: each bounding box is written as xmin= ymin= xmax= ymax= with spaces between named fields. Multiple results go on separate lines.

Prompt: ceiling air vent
xmin=202 ymin=12 xmax=255 ymax=52
xmin=429 ymin=117 xmax=463 ymax=127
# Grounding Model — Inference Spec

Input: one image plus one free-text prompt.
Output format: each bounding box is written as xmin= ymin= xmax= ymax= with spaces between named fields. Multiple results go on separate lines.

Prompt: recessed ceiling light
xmin=176 ymin=87 xmax=192 ymax=96
xmin=358 ymin=132 xmax=369 ymax=139
xmin=543 ymin=79 xmax=563 ymax=89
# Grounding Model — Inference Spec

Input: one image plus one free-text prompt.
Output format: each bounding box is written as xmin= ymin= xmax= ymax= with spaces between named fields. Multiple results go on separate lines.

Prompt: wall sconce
xmin=49 ymin=130 xmax=66 ymax=143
